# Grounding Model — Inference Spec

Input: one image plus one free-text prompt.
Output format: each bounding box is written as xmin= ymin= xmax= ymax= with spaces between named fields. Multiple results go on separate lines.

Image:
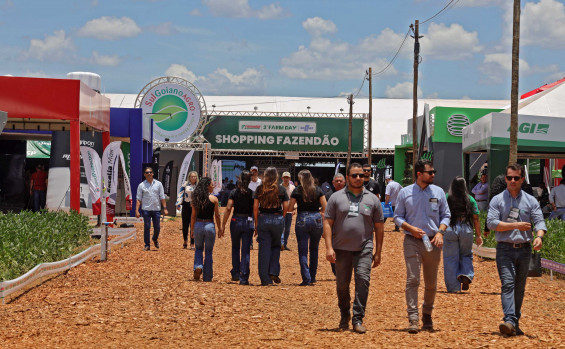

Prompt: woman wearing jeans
xmin=221 ymin=171 xmax=254 ymax=285
xmin=443 ymin=176 xmax=483 ymax=292
xmin=190 ymin=177 xmax=223 ymax=282
xmin=288 ymin=169 xmax=327 ymax=286
xmin=176 ymin=171 xmax=198 ymax=249
xmin=253 ymin=167 xmax=289 ymax=286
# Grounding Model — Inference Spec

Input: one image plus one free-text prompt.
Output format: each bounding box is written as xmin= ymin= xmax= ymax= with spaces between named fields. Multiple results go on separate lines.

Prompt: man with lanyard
xmin=325 ymin=173 xmax=346 ymax=276
xmin=393 ymin=159 xmax=450 ymax=334
xmin=281 ymin=171 xmax=295 ymax=251
xmin=384 ymin=174 xmax=403 ymax=231
xmin=487 ymin=163 xmax=546 ymax=336
xmin=136 ymin=166 xmax=168 ymax=251
xmin=323 ymin=162 xmax=384 ymax=334
xmin=472 ymin=171 xmax=489 ymax=211
xmin=362 ymin=163 xmax=381 ymax=200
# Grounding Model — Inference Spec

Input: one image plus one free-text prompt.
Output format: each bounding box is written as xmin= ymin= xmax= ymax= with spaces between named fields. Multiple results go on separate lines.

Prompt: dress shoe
xmin=499 ymin=321 xmax=516 ymax=336
xmin=353 ymin=323 xmax=367 ymax=334
xmin=515 ymin=327 xmax=524 ymax=336
xmin=239 ymin=280 xmax=249 ymax=285
xmin=299 ymin=281 xmax=310 ymax=286
xmin=339 ymin=314 xmax=351 ymax=331
xmin=153 ymin=240 xmax=160 ymax=249
xmin=408 ymin=319 xmax=419 ymax=334
xmin=459 ymin=275 xmax=471 ymax=291
xmin=270 ymin=274 xmax=281 ymax=284
xmin=231 ymin=275 xmax=239 ymax=282
xmin=422 ymin=313 xmax=433 ymax=331
xmin=193 ymin=268 xmax=202 ymax=281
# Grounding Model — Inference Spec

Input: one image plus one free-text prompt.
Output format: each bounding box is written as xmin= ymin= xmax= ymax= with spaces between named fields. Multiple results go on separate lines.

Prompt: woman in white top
xmin=177 ymin=171 xmax=199 ymax=249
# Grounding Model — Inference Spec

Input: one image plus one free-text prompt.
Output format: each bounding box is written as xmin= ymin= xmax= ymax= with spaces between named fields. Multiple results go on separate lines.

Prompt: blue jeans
xmin=230 ymin=216 xmax=254 ymax=283
xmin=142 ymin=210 xmax=161 ymax=247
xmin=335 ymin=243 xmax=373 ymax=325
xmin=33 ymin=190 xmax=46 ymax=212
xmin=194 ymin=221 xmax=216 ymax=282
xmin=295 ymin=211 xmax=323 ymax=284
xmin=496 ymin=243 xmax=531 ymax=327
xmin=257 ymin=213 xmax=283 ymax=285
xmin=281 ymin=212 xmax=293 ymax=246
xmin=443 ymin=222 xmax=475 ymax=292
xmin=548 ymin=208 xmax=565 ymax=220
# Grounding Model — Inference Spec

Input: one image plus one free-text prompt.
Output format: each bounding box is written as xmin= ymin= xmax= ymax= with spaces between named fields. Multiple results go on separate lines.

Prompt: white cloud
xmin=146 ymin=22 xmax=177 ymax=36
xmin=77 ymin=16 xmax=142 ymax=40
xmin=420 ymin=23 xmax=483 ymax=60
xmin=280 ymin=19 xmax=404 ymax=80
xmin=165 ymin=64 xmax=266 ymax=95
xmin=91 ymin=51 xmax=121 ymax=66
xmin=457 ymin=0 xmax=507 ymax=7
xmin=190 ymin=8 xmax=203 ymax=16
xmin=384 ymin=82 xmax=422 ymax=99
xmin=522 ymin=0 xmax=565 ymax=49
xmin=21 ymin=30 xmax=74 ymax=61
xmin=202 ymin=0 xmax=286 ymax=19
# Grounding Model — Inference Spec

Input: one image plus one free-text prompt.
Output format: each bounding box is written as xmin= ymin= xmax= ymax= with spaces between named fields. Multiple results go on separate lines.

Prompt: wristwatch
xmin=437 ymin=229 xmax=446 ymax=236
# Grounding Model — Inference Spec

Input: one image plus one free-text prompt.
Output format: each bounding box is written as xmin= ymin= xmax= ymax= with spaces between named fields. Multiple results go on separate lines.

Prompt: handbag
xmin=381 ymin=202 xmax=394 ymax=218
xmin=528 ymin=251 xmax=542 ymax=277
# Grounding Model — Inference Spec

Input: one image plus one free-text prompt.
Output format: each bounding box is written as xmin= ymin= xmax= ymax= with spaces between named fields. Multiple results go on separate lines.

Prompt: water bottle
xmin=422 ymin=234 xmax=433 ymax=252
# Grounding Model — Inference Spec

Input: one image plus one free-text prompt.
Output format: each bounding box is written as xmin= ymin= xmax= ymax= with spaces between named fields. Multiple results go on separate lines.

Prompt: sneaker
xmin=459 ymin=275 xmax=471 ymax=291
xmin=339 ymin=314 xmax=351 ymax=331
xmin=193 ymin=268 xmax=202 ymax=281
xmin=143 ymin=246 xmax=150 ymax=251
xmin=190 ymin=244 xmax=195 ymax=250
xmin=270 ymin=274 xmax=281 ymax=284
xmin=408 ymin=319 xmax=419 ymax=334
xmin=422 ymin=313 xmax=433 ymax=331
xmin=499 ymin=322 xmax=516 ymax=336
xmin=353 ymin=323 xmax=367 ymax=334
xmin=153 ymin=240 xmax=160 ymax=249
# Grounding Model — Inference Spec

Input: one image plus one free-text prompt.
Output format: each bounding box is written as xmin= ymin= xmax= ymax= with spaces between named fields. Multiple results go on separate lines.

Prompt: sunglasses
xmin=350 ymin=173 xmax=364 ymax=179
xmin=145 ymin=171 xmax=153 ymax=174
xmin=505 ymin=175 xmax=522 ymax=181
xmin=363 ymin=169 xmax=371 ymax=172
xmin=421 ymin=170 xmax=437 ymax=175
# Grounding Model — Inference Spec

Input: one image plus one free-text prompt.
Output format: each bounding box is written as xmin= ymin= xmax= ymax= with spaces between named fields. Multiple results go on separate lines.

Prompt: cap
xmin=250 ymin=166 xmax=258 ymax=171
xmin=282 ymin=171 xmax=291 ymax=178
xmin=385 ymin=174 xmax=391 ymax=179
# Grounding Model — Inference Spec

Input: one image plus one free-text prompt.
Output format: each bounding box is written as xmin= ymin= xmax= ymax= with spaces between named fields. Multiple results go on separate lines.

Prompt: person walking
xmin=393 ymin=159 xmax=450 ymax=333
xmin=487 ymin=163 xmax=546 ymax=336
xmin=248 ymin=166 xmax=262 ymax=192
xmin=384 ymin=174 xmax=402 ymax=231
xmin=288 ymin=169 xmax=327 ymax=286
xmin=176 ymin=171 xmax=198 ymax=249
xmin=362 ymin=164 xmax=381 ymax=199
xmin=30 ymin=164 xmax=48 ymax=212
xmin=443 ymin=176 xmax=483 ymax=293
xmin=136 ymin=166 xmax=168 ymax=251
xmin=190 ymin=177 xmax=223 ymax=282
xmin=221 ymin=171 xmax=254 ymax=285
xmin=253 ymin=167 xmax=289 ymax=286
xmin=548 ymin=172 xmax=565 ymax=220
xmin=323 ymin=163 xmax=384 ymax=334
xmin=472 ymin=171 xmax=489 ymax=212
xmin=325 ymin=173 xmax=346 ymax=276
xmin=281 ymin=171 xmax=295 ymax=251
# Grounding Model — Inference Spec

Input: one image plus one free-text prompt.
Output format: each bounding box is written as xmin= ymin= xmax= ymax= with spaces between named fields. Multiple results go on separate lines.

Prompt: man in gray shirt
xmin=323 ymin=162 xmax=384 ymax=334
xmin=136 ymin=166 xmax=168 ymax=251
xmin=487 ymin=163 xmax=546 ymax=336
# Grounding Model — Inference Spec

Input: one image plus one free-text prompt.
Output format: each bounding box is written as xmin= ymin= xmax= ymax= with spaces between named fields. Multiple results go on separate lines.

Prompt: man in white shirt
xmin=281 ymin=171 xmax=295 ymax=250
xmin=248 ymin=166 xmax=262 ymax=193
xmin=384 ymin=174 xmax=403 ymax=231
xmin=549 ymin=176 xmax=565 ymax=221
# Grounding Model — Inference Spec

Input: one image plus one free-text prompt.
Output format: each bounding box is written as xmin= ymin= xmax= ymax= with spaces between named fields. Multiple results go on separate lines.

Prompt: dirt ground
xmin=1 ymin=210 xmax=564 ymax=348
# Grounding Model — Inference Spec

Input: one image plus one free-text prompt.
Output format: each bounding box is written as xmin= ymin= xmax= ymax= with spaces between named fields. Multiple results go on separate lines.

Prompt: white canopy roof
xmin=500 ymin=80 xmax=565 ymax=118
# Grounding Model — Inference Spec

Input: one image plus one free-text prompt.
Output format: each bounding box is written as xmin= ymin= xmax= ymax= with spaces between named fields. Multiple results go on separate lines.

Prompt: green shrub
xmin=0 ymin=210 xmax=93 ymax=281
xmin=478 ymin=211 xmax=565 ymax=264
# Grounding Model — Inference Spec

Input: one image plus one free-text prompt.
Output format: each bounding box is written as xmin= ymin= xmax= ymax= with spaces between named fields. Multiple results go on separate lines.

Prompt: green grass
xmin=0 ymin=210 xmax=94 ymax=281
xmin=479 ymin=211 xmax=565 ymax=264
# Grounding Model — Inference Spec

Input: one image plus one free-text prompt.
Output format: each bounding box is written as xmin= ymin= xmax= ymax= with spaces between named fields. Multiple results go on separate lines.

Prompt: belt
xmin=233 ymin=213 xmax=252 ymax=217
xmin=196 ymin=219 xmax=213 ymax=222
xmin=259 ymin=212 xmax=281 ymax=215
xmin=498 ymin=241 xmax=530 ymax=248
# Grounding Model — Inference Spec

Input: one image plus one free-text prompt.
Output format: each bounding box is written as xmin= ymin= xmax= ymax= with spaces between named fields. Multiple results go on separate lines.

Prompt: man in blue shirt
xmin=136 ymin=166 xmax=168 ymax=251
xmin=472 ymin=171 xmax=489 ymax=211
xmin=487 ymin=163 xmax=546 ymax=337
xmin=394 ymin=159 xmax=450 ymax=334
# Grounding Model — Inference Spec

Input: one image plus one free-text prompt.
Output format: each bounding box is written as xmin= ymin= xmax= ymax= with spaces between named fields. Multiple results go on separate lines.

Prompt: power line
xmin=353 ymin=71 xmax=368 ymax=98
xmin=421 ymin=0 xmax=461 ymax=25
xmin=372 ymin=27 xmax=412 ymax=76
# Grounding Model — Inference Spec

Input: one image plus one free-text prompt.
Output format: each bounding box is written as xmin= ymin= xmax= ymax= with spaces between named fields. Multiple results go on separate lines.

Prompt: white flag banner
xmin=214 ymin=160 xmax=223 ymax=195
xmin=335 ymin=162 xmax=342 ymax=176
xmin=177 ymin=149 xmax=195 ymax=196
xmin=209 ymin=160 xmax=220 ymax=195
xmin=101 ymin=141 xmax=122 ymax=205
xmin=118 ymin=149 xmax=132 ymax=211
xmin=80 ymin=146 xmax=102 ymax=215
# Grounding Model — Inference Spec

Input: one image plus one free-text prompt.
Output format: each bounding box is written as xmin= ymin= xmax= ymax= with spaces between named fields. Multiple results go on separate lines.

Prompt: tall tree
xmin=509 ymin=0 xmax=520 ymax=164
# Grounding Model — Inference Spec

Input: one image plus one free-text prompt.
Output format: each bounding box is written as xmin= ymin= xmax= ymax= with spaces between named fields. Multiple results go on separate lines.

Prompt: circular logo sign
xmin=446 ymin=114 xmax=470 ymax=137
xmin=140 ymin=82 xmax=201 ymax=142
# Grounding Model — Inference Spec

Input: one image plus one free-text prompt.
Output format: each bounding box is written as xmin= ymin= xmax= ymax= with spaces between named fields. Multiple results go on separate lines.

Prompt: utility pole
xmin=509 ymin=0 xmax=520 ymax=164
xmin=411 ymin=20 xmax=421 ymax=180
xmin=367 ymin=68 xmax=372 ymax=166
xmin=347 ymin=94 xmax=354 ymax=170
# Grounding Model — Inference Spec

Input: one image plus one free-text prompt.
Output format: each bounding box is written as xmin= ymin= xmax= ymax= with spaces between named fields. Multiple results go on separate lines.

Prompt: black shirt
xmin=196 ymin=198 xmax=215 ymax=220
xmin=291 ymin=186 xmax=324 ymax=213
xmin=364 ymin=179 xmax=381 ymax=197
xmin=229 ymin=188 xmax=254 ymax=216
xmin=254 ymin=184 xmax=289 ymax=214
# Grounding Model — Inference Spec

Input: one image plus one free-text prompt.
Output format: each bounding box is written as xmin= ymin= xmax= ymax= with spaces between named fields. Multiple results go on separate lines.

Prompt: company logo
xmin=446 ymin=114 xmax=470 ymax=137
xmin=151 ymin=95 xmax=188 ymax=131
xmin=301 ymin=124 xmax=314 ymax=132
xmin=507 ymin=123 xmax=550 ymax=134
xmin=238 ymin=121 xmax=317 ymax=134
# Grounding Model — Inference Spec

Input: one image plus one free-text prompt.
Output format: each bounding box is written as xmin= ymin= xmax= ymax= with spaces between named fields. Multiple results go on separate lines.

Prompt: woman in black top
xmin=176 ymin=171 xmax=198 ymax=249
xmin=288 ymin=169 xmax=327 ymax=286
xmin=190 ymin=177 xmax=223 ymax=282
xmin=253 ymin=167 xmax=289 ymax=286
xmin=221 ymin=171 xmax=254 ymax=285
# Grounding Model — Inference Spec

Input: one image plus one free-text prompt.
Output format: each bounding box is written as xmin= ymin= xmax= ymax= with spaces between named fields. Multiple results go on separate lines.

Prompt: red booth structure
xmin=0 ymin=76 xmax=110 ymax=212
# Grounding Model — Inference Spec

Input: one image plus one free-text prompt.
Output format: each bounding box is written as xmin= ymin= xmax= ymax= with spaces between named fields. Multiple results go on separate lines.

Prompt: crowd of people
xmin=132 ymin=160 xmax=563 ymax=336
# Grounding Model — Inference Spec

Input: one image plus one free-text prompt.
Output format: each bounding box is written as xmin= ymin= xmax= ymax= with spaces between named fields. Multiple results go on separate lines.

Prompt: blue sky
xmin=1 ymin=0 xmax=564 ymax=100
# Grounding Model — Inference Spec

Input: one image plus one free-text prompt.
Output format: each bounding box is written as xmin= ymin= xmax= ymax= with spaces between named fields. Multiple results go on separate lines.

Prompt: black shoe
xmin=299 ymin=281 xmax=309 ymax=286
xmin=408 ymin=319 xmax=419 ymax=334
xmin=353 ymin=323 xmax=367 ymax=334
xmin=231 ymin=275 xmax=239 ymax=282
xmin=515 ymin=327 xmax=524 ymax=336
xmin=270 ymin=274 xmax=281 ymax=284
xmin=183 ymin=240 xmax=188 ymax=249
xmin=459 ymin=275 xmax=471 ymax=291
xmin=422 ymin=313 xmax=433 ymax=331
xmin=143 ymin=246 xmax=150 ymax=251
xmin=239 ymin=280 xmax=249 ymax=285
xmin=193 ymin=268 xmax=202 ymax=281
xmin=153 ymin=240 xmax=160 ymax=249
xmin=339 ymin=314 xmax=351 ymax=331
xmin=310 ymin=279 xmax=317 ymax=284
xmin=261 ymin=282 xmax=275 ymax=286
xmin=499 ymin=322 xmax=516 ymax=336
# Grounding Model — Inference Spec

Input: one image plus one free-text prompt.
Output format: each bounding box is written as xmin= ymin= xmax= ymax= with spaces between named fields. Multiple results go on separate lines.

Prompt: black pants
xmin=182 ymin=201 xmax=194 ymax=244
